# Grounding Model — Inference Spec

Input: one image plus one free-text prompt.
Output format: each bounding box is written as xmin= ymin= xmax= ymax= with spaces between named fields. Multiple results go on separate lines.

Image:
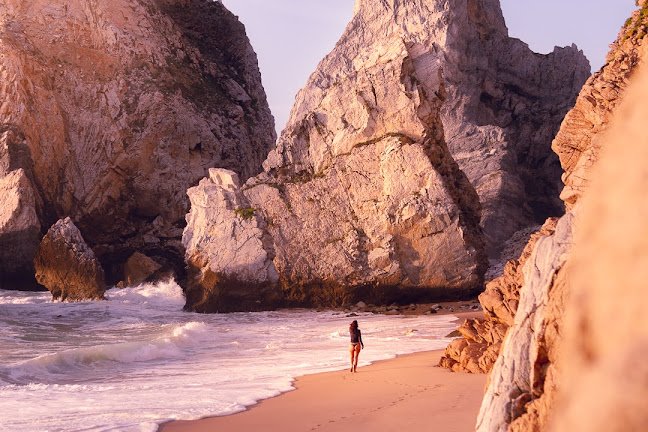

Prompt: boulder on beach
xmin=122 ymin=252 xmax=163 ymax=286
xmin=34 ymin=218 xmax=106 ymax=301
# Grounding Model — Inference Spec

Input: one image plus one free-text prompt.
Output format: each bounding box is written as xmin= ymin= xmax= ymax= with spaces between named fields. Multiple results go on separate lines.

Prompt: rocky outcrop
xmin=450 ymin=5 xmax=648 ymax=432
xmin=552 ymin=6 xmax=647 ymax=210
xmin=183 ymin=0 xmax=588 ymax=312
xmin=439 ymin=218 xmax=558 ymax=373
xmin=441 ymin=2 xmax=648 ymax=380
xmin=0 ymin=0 xmax=274 ymax=288
xmin=34 ymin=217 xmax=106 ymax=301
xmin=476 ymin=212 xmax=574 ymax=432
xmin=438 ymin=2 xmax=589 ymax=256
xmin=183 ymin=168 xmax=281 ymax=312
xmin=551 ymin=54 xmax=648 ymax=432
xmin=122 ymin=252 xmax=163 ymax=286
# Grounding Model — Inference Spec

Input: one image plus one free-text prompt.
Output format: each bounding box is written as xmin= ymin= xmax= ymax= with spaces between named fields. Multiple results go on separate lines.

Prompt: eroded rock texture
xmin=553 ymin=8 xmax=647 ymax=210
xmin=183 ymin=0 xmax=588 ymax=311
xmin=34 ymin=217 xmax=106 ymax=301
xmin=0 ymin=0 xmax=274 ymax=288
xmin=183 ymin=168 xmax=281 ymax=312
xmin=476 ymin=212 xmax=574 ymax=432
xmin=551 ymin=52 xmax=648 ymax=432
xmin=450 ymin=5 xmax=648 ymax=432
xmin=439 ymin=218 xmax=558 ymax=373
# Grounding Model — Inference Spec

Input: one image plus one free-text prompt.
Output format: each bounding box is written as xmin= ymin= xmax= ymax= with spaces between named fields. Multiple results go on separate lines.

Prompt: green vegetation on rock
xmin=234 ymin=207 xmax=257 ymax=220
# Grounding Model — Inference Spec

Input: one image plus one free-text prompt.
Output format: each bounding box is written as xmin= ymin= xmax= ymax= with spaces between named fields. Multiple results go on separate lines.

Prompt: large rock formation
xmin=552 ymin=8 xmax=647 ymax=210
xmin=551 ymin=51 xmax=648 ymax=432
xmin=0 ymin=0 xmax=274 ymax=288
xmin=183 ymin=0 xmax=588 ymax=312
xmin=34 ymin=217 xmax=106 ymax=301
xmin=477 ymin=9 xmax=648 ymax=431
xmin=183 ymin=168 xmax=281 ymax=312
xmin=440 ymin=5 xmax=648 ymax=432
xmin=440 ymin=3 xmax=648 ymax=382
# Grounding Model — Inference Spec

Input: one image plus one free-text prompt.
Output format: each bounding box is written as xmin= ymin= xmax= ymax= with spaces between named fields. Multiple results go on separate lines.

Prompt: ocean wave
xmin=105 ymin=279 xmax=185 ymax=310
xmin=1 ymin=321 xmax=213 ymax=385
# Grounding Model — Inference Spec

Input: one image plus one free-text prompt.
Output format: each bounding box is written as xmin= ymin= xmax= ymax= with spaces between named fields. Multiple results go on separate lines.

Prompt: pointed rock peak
xmin=353 ymin=0 xmax=383 ymax=16
xmin=348 ymin=0 xmax=510 ymax=54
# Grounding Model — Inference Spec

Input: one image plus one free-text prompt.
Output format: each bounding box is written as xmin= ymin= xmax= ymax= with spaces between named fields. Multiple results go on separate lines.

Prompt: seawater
xmin=0 ymin=280 xmax=459 ymax=432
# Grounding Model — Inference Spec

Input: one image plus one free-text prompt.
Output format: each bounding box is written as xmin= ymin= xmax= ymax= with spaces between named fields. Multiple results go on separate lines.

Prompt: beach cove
xmin=0 ymin=282 xmax=481 ymax=431
xmin=161 ymin=349 xmax=487 ymax=432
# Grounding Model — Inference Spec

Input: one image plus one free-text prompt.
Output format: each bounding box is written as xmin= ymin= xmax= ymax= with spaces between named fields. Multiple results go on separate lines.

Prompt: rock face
xmin=476 ymin=212 xmax=574 ymax=432
xmin=183 ymin=0 xmax=588 ymax=312
xmin=552 ymin=9 xmax=646 ymax=210
xmin=183 ymin=168 xmax=281 ymax=312
xmin=551 ymin=54 xmax=648 ymax=432
xmin=0 ymin=126 xmax=41 ymax=290
xmin=0 ymin=0 xmax=274 ymax=288
xmin=34 ymin=217 xmax=106 ymax=301
xmin=446 ymin=5 xmax=648 ymax=432
xmin=439 ymin=218 xmax=558 ymax=373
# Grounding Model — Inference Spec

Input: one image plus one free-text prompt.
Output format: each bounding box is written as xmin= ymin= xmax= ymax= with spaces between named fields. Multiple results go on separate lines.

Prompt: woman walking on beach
xmin=349 ymin=320 xmax=364 ymax=372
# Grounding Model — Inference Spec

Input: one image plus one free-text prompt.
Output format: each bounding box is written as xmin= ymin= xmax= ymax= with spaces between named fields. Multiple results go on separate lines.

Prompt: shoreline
xmin=159 ymin=310 xmax=483 ymax=432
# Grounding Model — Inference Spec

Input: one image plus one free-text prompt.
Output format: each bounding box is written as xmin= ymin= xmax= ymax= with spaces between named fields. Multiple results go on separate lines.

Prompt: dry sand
xmin=160 ymin=312 xmax=486 ymax=432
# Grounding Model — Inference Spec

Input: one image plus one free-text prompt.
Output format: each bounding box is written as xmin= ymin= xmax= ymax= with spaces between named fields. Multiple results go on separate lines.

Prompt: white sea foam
xmin=0 ymin=281 xmax=460 ymax=432
xmin=3 ymin=321 xmax=216 ymax=385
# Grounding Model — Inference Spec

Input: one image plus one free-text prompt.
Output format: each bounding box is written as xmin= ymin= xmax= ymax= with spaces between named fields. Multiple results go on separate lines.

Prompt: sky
xmin=223 ymin=0 xmax=638 ymax=135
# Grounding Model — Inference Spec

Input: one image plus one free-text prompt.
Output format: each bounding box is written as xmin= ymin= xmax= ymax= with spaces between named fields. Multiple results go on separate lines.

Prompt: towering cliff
xmin=550 ymin=53 xmax=648 ymax=432
xmin=183 ymin=0 xmax=589 ymax=312
xmin=440 ymin=4 xmax=648 ymax=432
xmin=0 ymin=0 xmax=274 ymax=289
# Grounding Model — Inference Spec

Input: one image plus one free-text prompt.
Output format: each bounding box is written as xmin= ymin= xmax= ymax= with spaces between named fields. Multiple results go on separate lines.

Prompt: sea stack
xmin=0 ymin=0 xmax=274 ymax=288
xmin=183 ymin=0 xmax=589 ymax=312
xmin=34 ymin=217 xmax=106 ymax=301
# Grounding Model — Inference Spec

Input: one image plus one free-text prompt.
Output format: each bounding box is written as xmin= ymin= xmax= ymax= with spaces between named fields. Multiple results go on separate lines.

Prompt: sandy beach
xmin=160 ymin=311 xmax=486 ymax=432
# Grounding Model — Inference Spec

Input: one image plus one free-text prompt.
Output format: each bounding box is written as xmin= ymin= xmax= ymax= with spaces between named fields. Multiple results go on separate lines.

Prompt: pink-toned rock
xmin=0 ymin=0 xmax=274 ymax=286
xmin=183 ymin=0 xmax=588 ymax=312
xmin=34 ymin=218 xmax=106 ymax=301
xmin=475 ymin=5 xmax=648 ymax=432
xmin=438 ymin=218 xmax=558 ymax=373
xmin=0 ymin=127 xmax=41 ymax=290
xmin=552 ymin=7 xmax=648 ymax=210
xmin=551 ymin=41 xmax=648 ymax=432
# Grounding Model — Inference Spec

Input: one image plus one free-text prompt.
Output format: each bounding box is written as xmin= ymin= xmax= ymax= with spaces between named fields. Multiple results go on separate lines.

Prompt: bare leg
xmin=353 ymin=344 xmax=361 ymax=372
xmin=349 ymin=345 xmax=356 ymax=372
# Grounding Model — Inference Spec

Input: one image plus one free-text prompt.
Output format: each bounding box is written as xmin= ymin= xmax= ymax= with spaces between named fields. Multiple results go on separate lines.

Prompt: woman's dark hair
xmin=350 ymin=320 xmax=358 ymax=331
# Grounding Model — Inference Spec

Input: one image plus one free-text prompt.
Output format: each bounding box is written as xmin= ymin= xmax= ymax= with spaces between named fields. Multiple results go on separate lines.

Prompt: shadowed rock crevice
xmin=0 ymin=125 xmax=43 ymax=290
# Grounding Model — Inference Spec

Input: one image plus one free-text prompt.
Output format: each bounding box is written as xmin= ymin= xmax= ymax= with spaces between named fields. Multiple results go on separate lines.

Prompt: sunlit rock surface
xmin=183 ymin=0 xmax=588 ymax=311
xmin=551 ymin=51 xmax=648 ymax=432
